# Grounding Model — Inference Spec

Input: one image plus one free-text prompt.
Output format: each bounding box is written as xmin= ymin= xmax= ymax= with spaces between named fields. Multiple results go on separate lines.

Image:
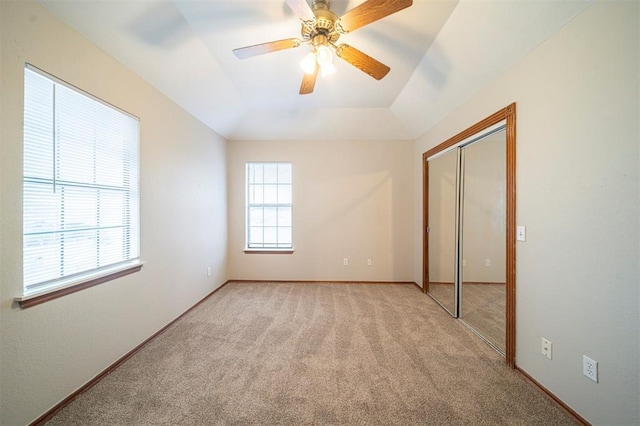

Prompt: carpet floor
xmin=46 ymin=282 xmax=576 ymax=425
xmin=428 ymin=282 xmax=506 ymax=353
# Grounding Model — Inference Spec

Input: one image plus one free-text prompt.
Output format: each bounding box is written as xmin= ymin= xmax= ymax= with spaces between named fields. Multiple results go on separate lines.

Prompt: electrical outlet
xmin=541 ymin=337 xmax=552 ymax=360
xmin=343 ymin=258 xmax=348 ymax=266
xmin=207 ymin=266 xmax=212 ymax=277
xmin=485 ymin=259 xmax=491 ymax=267
xmin=367 ymin=258 xmax=372 ymax=266
xmin=583 ymin=355 xmax=598 ymax=383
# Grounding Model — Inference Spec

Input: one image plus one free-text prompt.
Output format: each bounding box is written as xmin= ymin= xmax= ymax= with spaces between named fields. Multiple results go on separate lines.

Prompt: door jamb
xmin=422 ymin=103 xmax=516 ymax=368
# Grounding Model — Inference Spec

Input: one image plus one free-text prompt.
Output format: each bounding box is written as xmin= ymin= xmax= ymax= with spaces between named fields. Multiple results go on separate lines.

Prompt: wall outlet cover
xmin=583 ymin=355 xmax=598 ymax=383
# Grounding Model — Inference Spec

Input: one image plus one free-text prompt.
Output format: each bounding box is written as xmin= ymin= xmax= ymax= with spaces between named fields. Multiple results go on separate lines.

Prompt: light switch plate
xmin=517 ymin=226 xmax=526 ymax=241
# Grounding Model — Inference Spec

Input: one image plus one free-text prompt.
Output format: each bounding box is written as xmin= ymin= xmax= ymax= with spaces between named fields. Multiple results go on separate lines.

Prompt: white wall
xmin=0 ymin=2 xmax=228 ymax=424
xmin=227 ymin=140 xmax=414 ymax=282
xmin=414 ymin=1 xmax=639 ymax=424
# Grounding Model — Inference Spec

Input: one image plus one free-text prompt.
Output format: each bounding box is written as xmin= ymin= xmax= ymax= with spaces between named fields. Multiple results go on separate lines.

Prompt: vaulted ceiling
xmin=40 ymin=0 xmax=593 ymax=141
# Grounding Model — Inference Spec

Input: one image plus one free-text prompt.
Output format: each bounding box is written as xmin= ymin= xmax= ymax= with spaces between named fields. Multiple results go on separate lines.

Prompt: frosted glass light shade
xmin=300 ymin=52 xmax=317 ymax=74
xmin=320 ymin=61 xmax=336 ymax=77
xmin=316 ymin=45 xmax=333 ymax=66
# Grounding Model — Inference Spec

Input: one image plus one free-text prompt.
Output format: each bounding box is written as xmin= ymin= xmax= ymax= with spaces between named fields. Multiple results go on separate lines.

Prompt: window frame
xmin=244 ymin=162 xmax=294 ymax=253
xmin=17 ymin=64 xmax=142 ymax=308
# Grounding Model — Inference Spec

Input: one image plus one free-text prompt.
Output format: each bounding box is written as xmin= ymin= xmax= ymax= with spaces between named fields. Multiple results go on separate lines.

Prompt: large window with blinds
xmin=22 ymin=65 xmax=140 ymax=296
xmin=246 ymin=162 xmax=293 ymax=250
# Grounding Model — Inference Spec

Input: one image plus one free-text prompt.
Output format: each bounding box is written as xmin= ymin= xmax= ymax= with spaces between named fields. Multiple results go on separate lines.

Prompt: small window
xmin=22 ymin=65 xmax=140 ymax=297
xmin=246 ymin=162 xmax=292 ymax=250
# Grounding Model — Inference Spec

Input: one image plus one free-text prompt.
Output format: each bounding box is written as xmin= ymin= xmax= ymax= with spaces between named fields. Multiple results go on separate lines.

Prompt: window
xmin=22 ymin=65 xmax=140 ymax=298
xmin=246 ymin=162 xmax=292 ymax=250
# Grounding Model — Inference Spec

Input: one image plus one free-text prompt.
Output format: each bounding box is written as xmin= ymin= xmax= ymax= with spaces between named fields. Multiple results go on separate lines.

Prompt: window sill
xmin=244 ymin=248 xmax=294 ymax=254
xmin=15 ymin=262 xmax=144 ymax=309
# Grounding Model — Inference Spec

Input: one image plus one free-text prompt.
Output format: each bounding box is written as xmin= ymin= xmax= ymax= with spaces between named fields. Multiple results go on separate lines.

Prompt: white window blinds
xmin=23 ymin=65 xmax=140 ymax=294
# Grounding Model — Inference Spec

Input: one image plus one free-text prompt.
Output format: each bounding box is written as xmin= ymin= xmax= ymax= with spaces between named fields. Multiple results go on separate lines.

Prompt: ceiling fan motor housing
xmin=301 ymin=0 xmax=340 ymax=43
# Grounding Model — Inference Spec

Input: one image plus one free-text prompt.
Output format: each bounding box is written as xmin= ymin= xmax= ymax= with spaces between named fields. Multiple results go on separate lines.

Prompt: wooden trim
xmin=29 ymin=280 xmax=231 ymax=426
xmin=505 ymin=103 xmax=517 ymax=368
xmin=17 ymin=264 xmax=143 ymax=309
xmin=422 ymin=103 xmax=517 ymax=368
xmin=423 ymin=106 xmax=511 ymax=159
xmin=243 ymin=249 xmax=294 ymax=254
xmin=516 ymin=367 xmax=590 ymax=426
xmin=226 ymin=279 xmax=417 ymax=285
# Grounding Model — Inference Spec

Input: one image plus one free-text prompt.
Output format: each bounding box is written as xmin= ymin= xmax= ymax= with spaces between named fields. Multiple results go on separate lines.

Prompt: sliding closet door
xmin=423 ymin=104 xmax=515 ymax=365
xmin=460 ymin=131 xmax=506 ymax=353
xmin=427 ymin=149 xmax=459 ymax=316
xmin=426 ymin=128 xmax=507 ymax=353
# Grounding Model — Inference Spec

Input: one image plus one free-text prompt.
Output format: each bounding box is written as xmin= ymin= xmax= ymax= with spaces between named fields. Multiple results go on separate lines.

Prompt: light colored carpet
xmin=427 ymin=281 xmax=456 ymax=315
xmin=47 ymin=282 xmax=576 ymax=425
xmin=460 ymin=283 xmax=506 ymax=353
xmin=428 ymin=282 xmax=506 ymax=353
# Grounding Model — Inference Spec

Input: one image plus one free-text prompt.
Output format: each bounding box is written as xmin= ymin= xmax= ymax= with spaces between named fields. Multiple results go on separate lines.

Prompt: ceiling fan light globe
xmin=300 ymin=52 xmax=317 ymax=74
xmin=320 ymin=61 xmax=336 ymax=77
xmin=316 ymin=45 xmax=333 ymax=66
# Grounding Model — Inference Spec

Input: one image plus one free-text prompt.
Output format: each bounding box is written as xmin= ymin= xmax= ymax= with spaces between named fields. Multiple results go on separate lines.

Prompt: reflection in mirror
xmin=460 ymin=130 xmax=506 ymax=353
xmin=422 ymin=103 xmax=515 ymax=366
xmin=427 ymin=149 xmax=458 ymax=316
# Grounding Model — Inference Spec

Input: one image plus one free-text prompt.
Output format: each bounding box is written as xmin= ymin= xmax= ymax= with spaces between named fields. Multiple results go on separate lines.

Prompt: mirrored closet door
xmin=426 ymin=126 xmax=507 ymax=355
xmin=426 ymin=148 xmax=459 ymax=316
xmin=459 ymin=131 xmax=506 ymax=353
xmin=423 ymin=104 xmax=516 ymax=365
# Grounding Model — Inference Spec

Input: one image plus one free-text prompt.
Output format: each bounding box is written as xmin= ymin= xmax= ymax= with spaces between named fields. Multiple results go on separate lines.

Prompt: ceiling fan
xmin=232 ymin=0 xmax=413 ymax=95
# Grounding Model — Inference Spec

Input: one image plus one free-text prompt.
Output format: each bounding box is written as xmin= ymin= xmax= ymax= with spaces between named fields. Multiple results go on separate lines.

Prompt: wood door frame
xmin=422 ymin=103 xmax=516 ymax=368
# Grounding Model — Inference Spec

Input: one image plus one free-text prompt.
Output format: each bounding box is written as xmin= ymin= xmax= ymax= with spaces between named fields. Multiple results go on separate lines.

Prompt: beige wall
xmin=0 ymin=2 xmax=228 ymax=424
xmin=414 ymin=1 xmax=639 ymax=424
xmin=227 ymin=140 xmax=414 ymax=282
xmin=2 ymin=1 xmax=637 ymax=425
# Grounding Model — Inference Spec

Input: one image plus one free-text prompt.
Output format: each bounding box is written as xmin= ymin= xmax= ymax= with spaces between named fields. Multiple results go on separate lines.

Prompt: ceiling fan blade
xmin=286 ymin=0 xmax=315 ymax=22
xmin=299 ymin=63 xmax=319 ymax=95
xmin=233 ymin=38 xmax=302 ymax=59
xmin=336 ymin=44 xmax=390 ymax=80
xmin=336 ymin=0 xmax=413 ymax=34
